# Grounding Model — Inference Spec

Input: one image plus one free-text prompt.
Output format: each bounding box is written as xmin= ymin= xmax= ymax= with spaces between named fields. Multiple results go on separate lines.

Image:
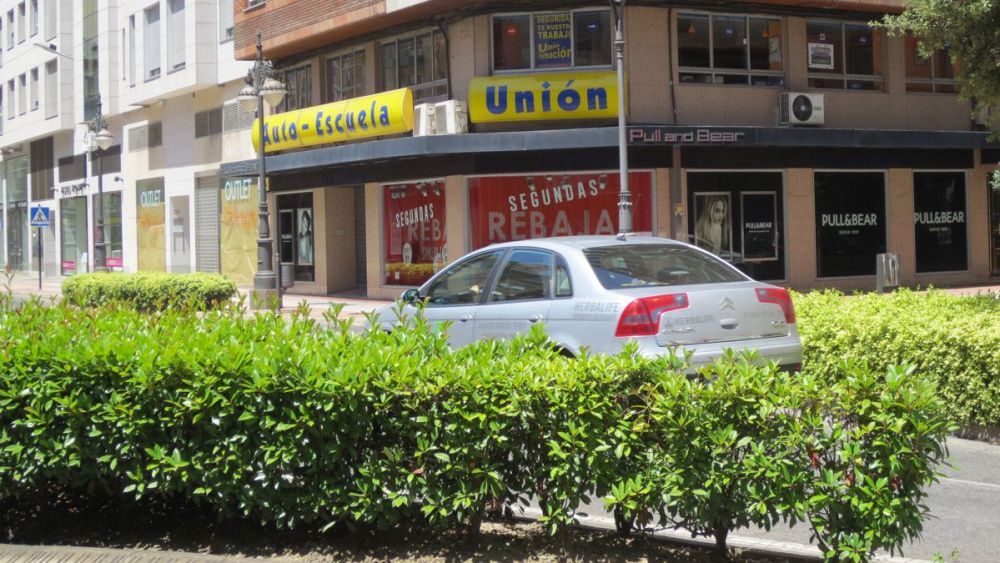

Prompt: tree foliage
xmin=880 ymin=1 xmax=1000 ymax=190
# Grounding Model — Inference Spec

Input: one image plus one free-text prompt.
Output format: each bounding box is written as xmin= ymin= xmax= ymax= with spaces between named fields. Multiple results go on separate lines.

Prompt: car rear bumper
xmin=634 ymin=335 xmax=803 ymax=372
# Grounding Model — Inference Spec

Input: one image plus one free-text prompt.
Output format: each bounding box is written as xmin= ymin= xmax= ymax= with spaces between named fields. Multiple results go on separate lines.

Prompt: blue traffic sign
xmin=29 ymin=206 xmax=51 ymax=227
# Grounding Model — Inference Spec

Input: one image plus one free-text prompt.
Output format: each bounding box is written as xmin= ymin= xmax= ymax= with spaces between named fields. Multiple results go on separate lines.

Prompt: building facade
xmin=0 ymin=0 xmax=255 ymax=282
xmin=224 ymin=0 xmax=1000 ymax=300
xmin=3 ymin=0 xmax=998 ymax=299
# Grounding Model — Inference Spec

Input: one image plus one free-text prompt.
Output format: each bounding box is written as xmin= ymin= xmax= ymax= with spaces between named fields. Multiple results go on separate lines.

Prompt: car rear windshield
xmin=584 ymin=244 xmax=746 ymax=289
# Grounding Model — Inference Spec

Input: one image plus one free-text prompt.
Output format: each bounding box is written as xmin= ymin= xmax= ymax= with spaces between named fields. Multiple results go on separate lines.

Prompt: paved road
xmin=542 ymin=436 xmax=998 ymax=562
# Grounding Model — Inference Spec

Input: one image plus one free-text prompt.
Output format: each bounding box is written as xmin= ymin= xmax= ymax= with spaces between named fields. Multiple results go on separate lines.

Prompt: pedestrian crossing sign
xmin=30 ymin=206 xmax=51 ymax=227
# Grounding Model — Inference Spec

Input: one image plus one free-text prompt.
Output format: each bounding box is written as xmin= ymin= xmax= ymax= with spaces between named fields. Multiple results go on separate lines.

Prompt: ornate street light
xmin=85 ymin=101 xmax=114 ymax=272
xmin=610 ymin=0 xmax=631 ymax=237
xmin=238 ymin=32 xmax=286 ymax=306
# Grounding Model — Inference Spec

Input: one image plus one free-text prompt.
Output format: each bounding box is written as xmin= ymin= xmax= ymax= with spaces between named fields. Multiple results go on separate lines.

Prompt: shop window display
xmin=814 ymin=172 xmax=886 ymax=277
xmin=383 ymin=180 xmax=446 ymax=286
xmin=913 ymin=172 xmax=967 ymax=273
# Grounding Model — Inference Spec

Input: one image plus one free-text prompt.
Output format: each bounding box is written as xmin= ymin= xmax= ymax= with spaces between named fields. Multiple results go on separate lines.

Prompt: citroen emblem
xmin=720 ymin=297 xmax=735 ymax=310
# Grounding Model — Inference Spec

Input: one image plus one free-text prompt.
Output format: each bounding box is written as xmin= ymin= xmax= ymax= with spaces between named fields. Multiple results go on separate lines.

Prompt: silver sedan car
xmin=375 ymin=236 xmax=801 ymax=371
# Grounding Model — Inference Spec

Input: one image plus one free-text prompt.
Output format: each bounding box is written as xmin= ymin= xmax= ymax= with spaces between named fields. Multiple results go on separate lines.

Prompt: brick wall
xmin=235 ymin=0 xmax=384 ymax=60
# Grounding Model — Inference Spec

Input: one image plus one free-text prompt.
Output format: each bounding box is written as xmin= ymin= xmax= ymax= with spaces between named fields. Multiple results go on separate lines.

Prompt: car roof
xmin=486 ymin=235 xmax=691 ymax=252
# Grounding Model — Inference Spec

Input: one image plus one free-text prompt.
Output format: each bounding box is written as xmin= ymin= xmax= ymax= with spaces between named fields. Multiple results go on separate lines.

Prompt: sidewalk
xmin=1 ymin=271 xmax=391 ymax=323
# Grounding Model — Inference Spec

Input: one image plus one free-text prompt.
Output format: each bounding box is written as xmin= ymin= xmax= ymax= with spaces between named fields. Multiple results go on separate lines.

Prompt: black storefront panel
xmin=913 ymin=172 xmax=967 ymax=273
xmin=815 ymin=172 xmax=886 ymax=278
xmin=687 ymin=172 xmax=785 ymax=281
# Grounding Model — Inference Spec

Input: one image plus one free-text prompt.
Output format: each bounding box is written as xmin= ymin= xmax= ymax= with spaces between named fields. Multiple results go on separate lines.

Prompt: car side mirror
xmin=401 ymin=288 xmax=420 ymax=304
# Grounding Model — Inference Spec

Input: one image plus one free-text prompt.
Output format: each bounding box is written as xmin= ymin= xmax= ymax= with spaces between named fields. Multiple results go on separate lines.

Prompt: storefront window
xmin=904 ymin=36 xmax=959 ymax=94
xmin=136 ymin=178 xmax=166 ymax=271
xmin=806 ymin=21 xmax=884 ymax=91
xmin=687 ymin=172 xmax=785 ymax=280
xmin=100 ymin=191 xmax=123 ymax=270
xmin=4 ymin=156 xmax=28 ymax=270
xmin=677 ymin=13 xmax=783 ymax=86
xmin=59 ymin=195 xmax=88 ymax=275
xmin=467 ymin=171 xmax=653 ymax=249
xmin=383 ymin=180 xmax=446 ymax=286
xmin=815 ymin=172 xmax=886 ymax=277
xmin=277 ymin=192 xmax=314 ymax=283
xmin=914 ymin=172 xmax=967 ymax=273
xmin=278 ymin=65 xmax=312 ymax=113
xmin=492 ymin=10 xmax=611 ymax=72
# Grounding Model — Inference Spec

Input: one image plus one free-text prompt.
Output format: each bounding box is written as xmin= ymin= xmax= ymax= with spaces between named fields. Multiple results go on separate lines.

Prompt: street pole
xmin=95 ymin=147 xmax=106 ymax=272
xmin=37 ymin=224 xmax=42 ymax=290
xmin=611 ymin=0 xmax=631 ymax=237
xmin=252 ymin=34 xmax=278 ymax=306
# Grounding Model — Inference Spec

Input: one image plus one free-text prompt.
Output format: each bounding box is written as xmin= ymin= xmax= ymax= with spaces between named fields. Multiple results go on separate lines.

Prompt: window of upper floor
xmin=0 ymin=90 xmax=4 ymax=135
xmin=29 ymin=0 xmax=37 ymax=37
xmin=324 ymin=48 xmax=366 ymax=103
xmin=379 ymin=28 xmax=447 ymax=103
xmin=6 ymin=79 xmax=13 ymax=119
xmin=904 ymin=35 xmax=959 ymax=94
xmin=29 ymin=67 xmax=37 ymax=111
xmin=7 ymin=11 xmax=14 ymax=50
xmin=676 ymin=12 xmax=784 ymax=87
xmin=219 ymin=0 xmax=233 ymax=43
xmin=18 ymin=73 xmax=25 ymax=115
xmin=44 ymin=59 xmax=55 ymax=118
xmin=144 ymin=4 xmax=161 ymax=81
xmin=195 ymin=108 xmax=222 ymax=138
xmin=492 ymin=9 xmax=611 ymax=73
xmin=167 ymin=0 xmax=185 ymax=72
xmin=43 ymin=0 xmax=55 ymax=40
xmin=17 ymin=2 xmax=25 ymax=44
xmin=806 ymin=20 xmax=885 ymax=92
xmin=279 ymin=65 xmax=312 ymax=112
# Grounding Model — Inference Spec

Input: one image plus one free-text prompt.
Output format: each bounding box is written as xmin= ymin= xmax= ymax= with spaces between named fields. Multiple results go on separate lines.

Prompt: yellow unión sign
xmin=468 ymin=71 xmax=618 ymax=123
xmin=252 ymin=88 xmax=414 ymax=153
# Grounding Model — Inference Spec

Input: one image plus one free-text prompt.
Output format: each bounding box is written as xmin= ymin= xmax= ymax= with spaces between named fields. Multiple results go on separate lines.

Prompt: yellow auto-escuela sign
xmin=468 ymin=71 xmax=618 ymax=123
xmin=251 ymin=88 xmax=414 ymax=153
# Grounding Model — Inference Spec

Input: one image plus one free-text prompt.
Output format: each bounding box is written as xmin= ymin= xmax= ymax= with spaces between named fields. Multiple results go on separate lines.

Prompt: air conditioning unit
xmin=779 ymin=92 xmax=824 ymax=126
xmin=974 ymin=104 xmax=994 ymax=127
xmin=433 ymin=100 xmax=468 ymax=135
xmin=413 ymin=103 xmax=435 ymax=136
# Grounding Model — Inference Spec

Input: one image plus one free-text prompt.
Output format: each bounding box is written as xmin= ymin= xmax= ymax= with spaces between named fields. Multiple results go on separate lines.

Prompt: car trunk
xmin=611 ymin=282 xmax=791 ymax=347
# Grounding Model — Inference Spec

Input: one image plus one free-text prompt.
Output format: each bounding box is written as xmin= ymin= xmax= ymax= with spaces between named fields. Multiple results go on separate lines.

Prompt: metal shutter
xmin=194 ymin=175 xmax=220 ymax=273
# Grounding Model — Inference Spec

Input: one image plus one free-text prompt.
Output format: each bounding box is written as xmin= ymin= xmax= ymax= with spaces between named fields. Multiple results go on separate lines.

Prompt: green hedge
xmin=795 ymin=288 xmax=1000 ymax=427
xmin=0 ymin=300 xmax=953 ymax=561
xmin=61 ymin=272 xmax=237 ymax=311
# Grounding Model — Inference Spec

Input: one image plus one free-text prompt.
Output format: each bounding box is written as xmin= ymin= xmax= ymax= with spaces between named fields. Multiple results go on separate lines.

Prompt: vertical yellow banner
xmin=220 ymin=177 xmax=259 ymax=286
xmin=136 ymin=180 xmax=166 ymax=271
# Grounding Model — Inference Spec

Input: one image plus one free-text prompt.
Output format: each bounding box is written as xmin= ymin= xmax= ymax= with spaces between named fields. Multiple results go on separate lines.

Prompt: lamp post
xmin=85 ymin=101 xmax=114 ymax=272
xmin=609 ymin=0 xmax=631 ymax=237
xmin=238 ymin=32 xmax=286 ymax=306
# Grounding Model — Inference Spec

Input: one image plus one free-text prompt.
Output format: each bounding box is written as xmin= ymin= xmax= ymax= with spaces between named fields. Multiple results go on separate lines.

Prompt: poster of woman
xmin=694 ymin=193 xmax=732 ymax=257
xmin=297 ymin=208 xmax=314 ymax=265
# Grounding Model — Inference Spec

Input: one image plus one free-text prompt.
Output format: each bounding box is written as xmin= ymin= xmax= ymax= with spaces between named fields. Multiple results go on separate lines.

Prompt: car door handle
xmin=459 ymin=314 xmax=473 ymax=322
xmin=528 ymin=314 xmax=544 ymax=323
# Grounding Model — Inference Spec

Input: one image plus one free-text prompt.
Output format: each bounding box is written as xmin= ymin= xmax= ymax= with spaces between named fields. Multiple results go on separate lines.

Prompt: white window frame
xmin=44 ymin=59 xmax=56 ymax=118
xmin=43 ymin=0 xmax=55 ymax=40
xmin=18 ymin=73 xmax=26 ymax=114
xmin=143 ymin=4 xmax=161 ymax=82
xmin=128 ymin=15 xmax=136 ymax=86
xmin=218 ymin=0 xmax=233 ymax=42
xmin=904 ymin=36 xmax=959 ymax=95
xmin=29 ymin=67 xmax=37 ymax=110
xmin=17 ymin=2 xmax=25 ymax=44
xmin=166 ymin=0 xmax=185 ymax=72
xmin=490 ymin=8 xmax=614 ymax=73
xmin=675 ymin=11 xmax=785 ymax=87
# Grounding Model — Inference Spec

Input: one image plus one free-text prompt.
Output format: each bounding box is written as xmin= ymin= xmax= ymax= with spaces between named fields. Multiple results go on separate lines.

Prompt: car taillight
xmin=755 ymin=287 xmax=796 ymax=324
xmin=615 ymin=293 xmax=689 ymax=337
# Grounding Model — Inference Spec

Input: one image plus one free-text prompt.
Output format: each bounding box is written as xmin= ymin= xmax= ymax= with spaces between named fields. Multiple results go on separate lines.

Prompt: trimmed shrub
xmin=61 ymin=272 xmax=237 ymax=311
xmin=0 ymin=299 xmax=953 ymax=562
xmin=795 ymin=288 xmax=1000 ymax=427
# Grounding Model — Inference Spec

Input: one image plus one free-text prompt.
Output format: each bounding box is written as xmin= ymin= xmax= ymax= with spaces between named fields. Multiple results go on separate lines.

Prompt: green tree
xmin=879 ymin=0 xmax=1000 ymax=189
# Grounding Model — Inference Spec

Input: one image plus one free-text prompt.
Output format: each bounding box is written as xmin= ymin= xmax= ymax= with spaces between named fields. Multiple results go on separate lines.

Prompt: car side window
xmin=490 ymin=250 xmax=552 ymax=303
xmin=555 ymin=256 xmax=572 ymax=297
xmin=424 ymin=251 xmax=500 ymax=306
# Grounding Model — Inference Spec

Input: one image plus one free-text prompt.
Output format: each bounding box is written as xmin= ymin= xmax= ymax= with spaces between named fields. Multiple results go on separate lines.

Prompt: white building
xmin=0 ymin=0 xmax=253 ymax=279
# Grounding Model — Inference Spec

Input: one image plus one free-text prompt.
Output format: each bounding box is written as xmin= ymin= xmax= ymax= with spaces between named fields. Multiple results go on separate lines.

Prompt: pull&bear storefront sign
xmin=251 ymin=88 xmax=414 ymax=153
xmin=468 ymin=71 xmax=618 ymax=123
xmin=468 ymin=172 xmax=653 ymax=249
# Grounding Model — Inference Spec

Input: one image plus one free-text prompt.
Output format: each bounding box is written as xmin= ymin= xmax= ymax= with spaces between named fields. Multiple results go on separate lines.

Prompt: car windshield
xmin=584 ymin=244 xmax=746 ymax=289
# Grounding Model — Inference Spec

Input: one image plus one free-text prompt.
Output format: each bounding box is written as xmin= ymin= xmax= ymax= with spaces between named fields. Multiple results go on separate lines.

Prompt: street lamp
xmin=609 ymin=0 xmax=631 ymax=237
xmin=85 ymin=101 xmax=114 ymax=273
xmin=238 ymin=32 xmax=286 ymax=306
